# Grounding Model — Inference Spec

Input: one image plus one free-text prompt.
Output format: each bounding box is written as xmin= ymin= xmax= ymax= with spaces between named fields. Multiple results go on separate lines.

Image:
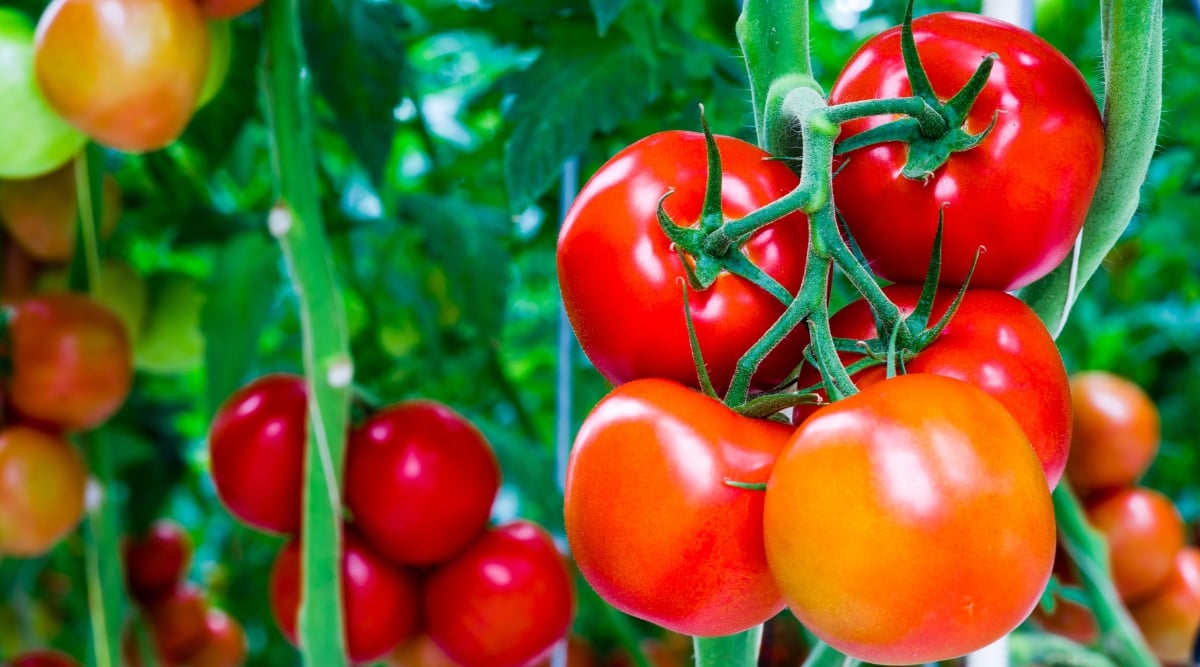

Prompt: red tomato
xmin=765 ymin=374 xmax=1055 ymax=664
xmin=185 ymin=608 xmax=248 ymax=667
xmin=8 ymin=292 xmax=133 ymax=431
xmin=0 ymin=159 xmax=121 ymax=262
xmin=1129 ymin=547 xmax=1200 ymax=665
xmin=197 ymin=0 xmax=263 ymax=19
xmin=0 ymin=425 xmax=87 ymax=556
xmin=208 ymin=374 xmax=306 ymax=534
xmin=794 ymin=285 xmax=1071 ymax=487
xmin=564 ymin=378 xmax=789 ymax=636
xmin=1065 ymin=371 xmax=1160 ymax=498
xmin=345 ymin=400 xmax=500 ymax=565
xmin=34 ymin=0 xmax=210 ymax=152
xmin=1085 ymin=487 xmax=1184 ymax=605
xmin=829 ymin=12 xmax=1104 ymax=290
xmin=424 ymin=521 xmax=575 ymax=667
xmin=6 ymin=650 xmax=81 ymax=667
xmin=557 ymin=131 xmax=810 ymax=393
xmin=123 ymin=519 xmax=192 ymax=606
xmin=144 ymin=583 xmax=209 ymax=663
xmin=270 ymin=530 xmax=420 ymax=664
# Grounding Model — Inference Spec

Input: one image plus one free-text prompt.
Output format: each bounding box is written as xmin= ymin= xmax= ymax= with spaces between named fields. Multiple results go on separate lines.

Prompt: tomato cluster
xmin=3 ymin=649 xmax=82 ymax=667
xmin=208 ymin=375 xmax=575 ymax=666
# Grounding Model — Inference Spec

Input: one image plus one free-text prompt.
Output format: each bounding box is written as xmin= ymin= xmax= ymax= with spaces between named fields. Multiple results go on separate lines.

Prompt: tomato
xmin=144 ymin=583 xmax=210 ymax=663
xmin=270 ymin=530 xmax=421 ymax=664
xmin=38 ymin=259 xmax=148 ymax=344
xmin=208 ymin=374 xmax=306 ymax=534
xmin=7 ymin=293 xmax=132 ymax=430
xmin=765 ymin=374 xmax=1055 ymax=664
xmin=345 ymin=400 xmax=500 ymax=565
xmin=0 ymin=8 xmax=86 ymax=179
xmin=794 ymin=285 xmax=1071 ymax=487
xmin=196 ymin=20 xmax=232 ymax=107
xmin=6 ymin=650 xmax=81 ymax=667
xmin=1 ymin=235 xmax=38 ymax=307
xmin=557 ymin=131 xmax=810 ymax=393
xmin=136 ymin=272 xmax=207 ymax=374
xmin=197 ymin=0 xmax=264 ymax=20
xmin=1129 ymin=547 xmax=1200 ymax=665
xmin=185 ymin=609 xmax=248 ymax=667
xmin=0 ymin=426 xmax=86 ymax=556
xmin=123 ymin=519 xmax=192 ymax=606
xmin=1085 ymin=487 xmax=1184 ymax=604
xmin=34 ymin=0 xmax=210 ymax=152
xmin=564 ymin=378 xmax=789 ymax=636
xmin=0 ymin=159 xmax=121 ymax=262
xmin=424 ymin=521 xmax=575 ymax=667
xmin=829 ymin=12 xmax=1104 ymax=290
xmin=1065 ymin=371 xmax=1160 ymax=498
xmin=390 ymin=634 xmax=596 ymax=667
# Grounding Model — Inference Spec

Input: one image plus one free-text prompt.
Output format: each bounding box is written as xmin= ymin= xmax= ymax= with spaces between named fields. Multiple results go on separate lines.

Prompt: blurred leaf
xmin=182 ymin=21 xmax=262 ymax=170
xmin=590 ymin=0 xmax=630 ymax=35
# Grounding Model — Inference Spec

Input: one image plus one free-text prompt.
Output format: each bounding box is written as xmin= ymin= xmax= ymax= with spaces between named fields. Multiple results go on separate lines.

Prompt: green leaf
xmin=590 ymin=0 xmax=629 ymax=35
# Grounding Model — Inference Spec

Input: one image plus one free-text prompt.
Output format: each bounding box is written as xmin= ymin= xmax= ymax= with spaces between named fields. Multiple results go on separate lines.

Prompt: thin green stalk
xmin=261 ymin=0 xmax=353 ymax=664
xmin=802 ymin=640 xmax=861 ymax=667
xmin=693 ymin=626 xmax=763 ymax=667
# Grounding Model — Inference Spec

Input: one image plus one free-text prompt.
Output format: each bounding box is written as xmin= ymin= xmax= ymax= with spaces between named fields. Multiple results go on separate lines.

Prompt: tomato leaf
xmin=589 ymin=0 xmax=629 ymax=36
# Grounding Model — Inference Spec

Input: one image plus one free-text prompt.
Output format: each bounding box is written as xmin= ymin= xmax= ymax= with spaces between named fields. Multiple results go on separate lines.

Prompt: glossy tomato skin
xmin=1085 ymin=487 xmax=1184 ymax=605
xmin=0 ymin=160 xmax=121 ymax=262
xmin=766 ymin=374 xmax=1055 ymax=664
xmin=558 ymin=131 xmax=810 ymax=393
xmin=0 ymin=426 xmax=86 ymax=556
xmin=8 ymin=293 xmax=133 ymax=430
xmin=208 ymin=374 xmax=307 ymax=534
xmin=144 ymin=583 xmax=209 ymax=663
xmin=34 ymin=0 xmax=209 ymax=152
xmin=1129 ymin=547 xmax=1200 ymax=665
xmin=186 ymin=608 xmax=249 ymax=667
xmin=829 ymin=12 xmax=1104 ymax=290
xmin=424 ymin=521 xmax=575 ymax=667
xmin=564 ymin=378 xmax=790 ymax=636
xmin=7 ymin=649 xmax=81 ymax=667
xmin=345 ymin=400 xmax=500 ymax=565
xmin=271 ymin=530 xmax=421 ymax=664
xmin=1066 ymin=371 xmax=1160 ymax=498
xmin=795 ymin=285 xmax=1070 ymax=488
xmin=123 ymin=519 xmax=192 ymax=605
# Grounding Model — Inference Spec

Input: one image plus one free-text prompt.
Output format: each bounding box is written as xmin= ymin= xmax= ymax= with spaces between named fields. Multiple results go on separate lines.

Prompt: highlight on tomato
xmin=1084 ymin=486 xmax=1185 ymax=605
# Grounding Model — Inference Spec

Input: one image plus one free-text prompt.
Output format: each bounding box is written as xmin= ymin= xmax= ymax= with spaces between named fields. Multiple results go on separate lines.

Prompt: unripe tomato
xmin=34 ymin=0 xmax=210 ymax=152
xmin=0 ymin=426 xmax=86 ymax=555
xmin=208 ymin=374 xmax=306 ymax=534
xmin=1085 ymin=487 xmax=1184 ymax=604
xmin=196 ymin=21 xmax=232 ymax=107
xmin=136 ymin=273 xmax=207 ymax=374
xmin=144 ymin=583 xmax=209 ymax=663
xmin=424 ymin=521 xmax=575 ymax=667
xmin=7 ymin=292 xmax=133 ymax=431
xmin=270 ymin=530 xmax=421 ymax=664
xmin=1129 ymin=547 xmax=1200 ymax=665
xmin=765 ymin=374 xmax=1056 ymax=664
xmin=6 ymin=649 xmax=81 ymax=667
xmin=123 ymin=519 xmax=192 ymax=606
xmin=345 ymin=400 xmax=500 ymax=565
xmin=1066 ymin=371 xmax=1160 ymax=498
xmin=0 ymin=159 xmax=120 ymax=262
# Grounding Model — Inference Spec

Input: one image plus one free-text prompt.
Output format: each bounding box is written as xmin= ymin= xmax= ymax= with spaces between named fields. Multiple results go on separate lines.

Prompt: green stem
xmin=693 ymin=626 xmax=763 ymax=667
xmin=83 ymin=433 xmax=123 ymax=667
xmin=1008 ymin=632 xmax=1118 ymax=667
xmin=801 ymin=640 xmax=860 ymax=667
xmin=736 ymin=0 xmax=820 ymax=155
xmin=261 ymin=0 xmax=353 ymax=664
xmin=825 ymin=97 xmax=945 ymax=134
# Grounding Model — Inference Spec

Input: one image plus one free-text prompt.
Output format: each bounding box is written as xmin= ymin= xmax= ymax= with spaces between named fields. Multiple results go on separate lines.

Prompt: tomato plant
xmin=765 ymin=374 xmax=1055 ymax=664
xmin=1065 ymin=371 xmax=1161 ymax=498
xmin=1085 ymin=487 xmax=1184 ymax=605
xmin=829 ymin=12 xmax=1104 ymax=290
xmin=1128 ymin=547 xmax=1200 ymax=665
xmin=0 ymin=158 xmax=120 ymax=262
xmin=345 ymin=400 xmax=500 ymax=565
xmin=33 ymin=0 xmax=210 ymax=152
xmin=423 ymin=521 xmax=575 ymax=667
xmin=123 ymin=519 xmax=192 ymax=605
xmin=0 ymin=426 xmax=86 ymax=556
xmin=564 ymin=378 xmax=790 ymax=637
xmin=208 ymin=374 xmax=306 ymax=534
xmin=557 ymin=130 xmax=810 ymax=393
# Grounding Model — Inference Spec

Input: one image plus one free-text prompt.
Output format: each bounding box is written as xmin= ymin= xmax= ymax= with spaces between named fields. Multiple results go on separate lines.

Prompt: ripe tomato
xmin=0 ymin=159 xmax=121 ymax=262
xmin=6 ymin=649 xmax=81 ymax=667
xmin=208 ymin=374 xmax=306 ymax=534
xmin=564 ymin=378 xmax=789 ymax=636
xmin=557 ymin=131 xmax=810 ymax=393
xmin=0 ymin=426 xmax=86 ymax=555
xmin=390 ymin=634 xmax=596 ymax=667
xmin=794 ymin=285 xmax=1071 ymax=487
xmin=424 ymin=521 xmax=575 ymax=667
xmin=185 ymin=608 xmax=248 ymax=667
xmin=1085 ymin=487 xmax=1184 ymax=605
xmin=765 ymin=374 xmax=1055 ymax=664
xmin=144 ymin=583 xmax=210 ymax=663
xmin=123 ymin=519 xmax=192 ymax=605
xmin=1129 ymin=547 xmax=1200 ymax=665
xmin=270 ymin=530 xmax=420 ymax=664
xmin=33 ymin=0 xmax=210 ymax=152
xmin=345 ymin=400 xmax=500 ymax=565
xmin=1065 ymin=371 xmax=1160 ymax=498
xmin=829 ymin=12 xmax=1104 ymax=290
xmin=7 ymin=292 xmax=133 ymax=431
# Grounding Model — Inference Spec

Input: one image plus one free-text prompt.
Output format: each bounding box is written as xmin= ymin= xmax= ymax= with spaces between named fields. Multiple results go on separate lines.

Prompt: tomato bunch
xmin=209 ymin=375 xmax=575 ymax=666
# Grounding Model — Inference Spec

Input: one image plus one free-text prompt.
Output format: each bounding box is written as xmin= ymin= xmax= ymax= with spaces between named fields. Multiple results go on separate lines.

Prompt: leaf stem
xmin=693 ymin=626 xmax=763 ymax=667
xmin=736 ymin=0 xmax=821 ymax=155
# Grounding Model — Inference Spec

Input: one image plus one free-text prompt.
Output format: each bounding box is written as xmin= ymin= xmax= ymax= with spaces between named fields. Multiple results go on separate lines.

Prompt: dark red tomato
xmin=766 ymin=374 xmax=1055 ymax=664
xmin=424 ymin=521 xmax=575 ymax=667
xmin=6 ymin=650 xmax=80 ymax=667
xmin=557 ymin=131 xmax=810 ymax=393
xmin=34 ymin=0 xmax=209 ymax=152
xmin=144 ymin=583 xmax=209 ymax=663
xmin=1085 ymin=487 xmax=1184 ymax=605
xmin=123 ymin=519 xmax=192 ymax=605
xmin=0 ymin=426 xmax=87 ymax=556
xmin=794 ymin=285 xmax=1071 ymax=488
xmin=1129 ymin=547 xmax=1200 ymax=665
xmin=345 ymin=400 xmax=500 ymax=565
xmin=271 ymin=530 xmax=420 ymax=664
xmin=564 ymin=378 xmax=790 ymax=636
xmin=1065 ymin=371 xmax=1160 ymax=498
xmin=8 ymin=292 xmax=133 ymax=431
xmin=186 ymin=608 xmax=248 ymax=667
xmin=829 ymin=12 xmax=1104 ymax=290
xmin=208 ymin=374 xmax=306 ymax=534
